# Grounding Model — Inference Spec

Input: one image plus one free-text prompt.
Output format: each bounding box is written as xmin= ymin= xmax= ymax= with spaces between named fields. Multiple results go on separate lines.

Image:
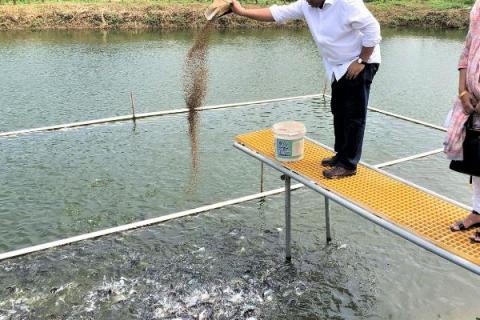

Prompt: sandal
xmin=450 ymin=221 xmax=480 ymax=232
xmin=470 ymin=231 xmax=480 ymax=243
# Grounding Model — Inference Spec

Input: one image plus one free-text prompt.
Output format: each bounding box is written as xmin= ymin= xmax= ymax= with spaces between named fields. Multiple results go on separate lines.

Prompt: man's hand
xmin=346 ymin=61 xmax=365 ymax=80
xmin=461 ymin=92 xmax=476 ymax=115
xmin=472 ymin=98 xmax=480 ymax=114
xmin=231 ymin=0 xmax=245 ymax=16
xmin=229 ymin=0 xmax=274 ymax=21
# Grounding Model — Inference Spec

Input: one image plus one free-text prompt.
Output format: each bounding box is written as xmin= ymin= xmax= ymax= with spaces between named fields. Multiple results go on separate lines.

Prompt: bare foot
xmin=450 ymin=212 xmax=480 ymax=231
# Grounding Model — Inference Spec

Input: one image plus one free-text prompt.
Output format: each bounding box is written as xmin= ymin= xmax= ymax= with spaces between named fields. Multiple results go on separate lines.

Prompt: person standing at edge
xmin=231 ymin=0 xmax=381 ymax=179
xmin=448 ymin=0 xmax=480 ymax=243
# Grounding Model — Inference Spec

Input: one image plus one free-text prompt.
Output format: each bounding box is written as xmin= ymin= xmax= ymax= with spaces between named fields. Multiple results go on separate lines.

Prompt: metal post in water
xmin=130 ymin=92 xmax=137 ymax=122
xmin=283 ymin=174 xmax=292 ymax=261
xmin=322 ymin=79 xmax=328 ymax=101
xmin=260 ymin=163 xmax=264 ymax=193
xmin=325 ymin=196 xmax=332 ymax=243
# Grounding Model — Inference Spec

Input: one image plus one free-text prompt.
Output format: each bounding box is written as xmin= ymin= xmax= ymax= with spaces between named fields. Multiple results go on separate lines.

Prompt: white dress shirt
xmin=270 ymin=0 xmax=381 ymax=81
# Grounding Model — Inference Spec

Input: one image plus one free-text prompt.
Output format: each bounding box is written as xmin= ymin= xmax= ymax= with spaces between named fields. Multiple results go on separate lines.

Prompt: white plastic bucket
xmin=272 ymin=121 xmax=306 ymax=162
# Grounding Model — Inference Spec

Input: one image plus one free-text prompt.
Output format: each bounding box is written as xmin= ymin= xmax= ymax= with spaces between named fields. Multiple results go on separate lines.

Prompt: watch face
xmin=357 ymin=58 xmax=363 ymax=64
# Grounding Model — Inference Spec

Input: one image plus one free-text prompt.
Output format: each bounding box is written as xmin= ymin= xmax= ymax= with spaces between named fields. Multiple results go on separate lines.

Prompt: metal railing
xmin=1 ymin=93 xmax=446 ymax=137
xmin=234 ymin=139 xmax=478 ymax=275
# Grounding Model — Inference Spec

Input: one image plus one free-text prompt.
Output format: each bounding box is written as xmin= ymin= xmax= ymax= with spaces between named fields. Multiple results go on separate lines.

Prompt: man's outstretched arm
xmin=231 ymin=0 xmax=275 ymax=22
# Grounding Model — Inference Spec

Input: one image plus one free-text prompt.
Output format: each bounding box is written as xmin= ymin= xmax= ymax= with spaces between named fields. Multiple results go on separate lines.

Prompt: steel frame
xmin=234 ymin=141 xmax=480 ymax=275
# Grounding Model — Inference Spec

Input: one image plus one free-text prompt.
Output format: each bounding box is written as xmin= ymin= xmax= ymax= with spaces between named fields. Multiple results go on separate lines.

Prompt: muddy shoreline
xmin=0 ymin=3 xmax=470 ymax=31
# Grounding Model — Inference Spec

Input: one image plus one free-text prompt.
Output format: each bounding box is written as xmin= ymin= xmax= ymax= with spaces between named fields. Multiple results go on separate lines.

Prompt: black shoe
xmin=321 ymin=156 xmax=338 ymax=167
xmin=322 ymin=166 xmax=357 ymax=179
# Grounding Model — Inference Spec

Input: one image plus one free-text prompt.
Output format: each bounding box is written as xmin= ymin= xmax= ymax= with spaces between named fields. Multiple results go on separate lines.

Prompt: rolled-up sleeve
xmin=458 ymin=31 xmax=471 ymax=69
xmin=345 ymin=0 xmax=381 ymax=47
xmin=270 ymin=0 xmax=304 ymax=23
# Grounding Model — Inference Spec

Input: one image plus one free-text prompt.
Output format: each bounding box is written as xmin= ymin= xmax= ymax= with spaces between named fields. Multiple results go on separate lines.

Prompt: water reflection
xmin=0 ymin=27 xmax=468 ymax=132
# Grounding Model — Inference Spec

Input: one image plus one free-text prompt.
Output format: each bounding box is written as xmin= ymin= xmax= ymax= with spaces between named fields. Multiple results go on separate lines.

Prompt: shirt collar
xmin=322 ymin=0 xmax=335 ymax=8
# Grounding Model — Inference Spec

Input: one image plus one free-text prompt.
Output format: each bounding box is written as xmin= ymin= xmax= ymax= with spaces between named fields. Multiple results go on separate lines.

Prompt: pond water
xmin=0 ymin=27 xmax=479 ymax=319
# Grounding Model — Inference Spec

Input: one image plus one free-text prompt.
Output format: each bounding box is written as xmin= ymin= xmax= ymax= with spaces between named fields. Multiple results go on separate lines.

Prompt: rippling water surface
xmin=0 ymin=28 xmax=479 ymax=319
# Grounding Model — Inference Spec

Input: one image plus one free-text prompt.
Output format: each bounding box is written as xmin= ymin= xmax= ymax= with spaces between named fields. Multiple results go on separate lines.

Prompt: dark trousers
xmin=330 ymin=63 xmax=379 ymax=170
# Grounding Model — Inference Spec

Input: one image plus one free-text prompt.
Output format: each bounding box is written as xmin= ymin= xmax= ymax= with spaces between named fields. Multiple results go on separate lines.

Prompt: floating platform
xmin=234 ymin=129 xmax=480 ymax=275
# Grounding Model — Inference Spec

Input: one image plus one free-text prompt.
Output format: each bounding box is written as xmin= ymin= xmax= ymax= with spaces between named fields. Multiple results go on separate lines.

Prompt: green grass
xmin=0 ymin=0 xmax=474 ymax=9
xmin=366 ymin=0 xmax=473 ymax=10
xmin=0 ymin=0 xmax=284 ymax=5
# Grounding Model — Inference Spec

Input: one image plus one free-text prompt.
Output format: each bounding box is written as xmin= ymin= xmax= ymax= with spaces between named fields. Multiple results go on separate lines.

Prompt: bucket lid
xmin=272 ymin=121 xmax=306 ymax=137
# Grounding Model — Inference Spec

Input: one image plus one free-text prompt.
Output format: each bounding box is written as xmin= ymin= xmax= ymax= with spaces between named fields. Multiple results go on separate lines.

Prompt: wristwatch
xmin=357 ymin=57 xmax=365 ymax=64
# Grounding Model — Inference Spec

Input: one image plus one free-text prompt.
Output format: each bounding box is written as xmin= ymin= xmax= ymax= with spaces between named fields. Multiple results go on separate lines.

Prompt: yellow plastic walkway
xmin=235 ymin=129 xmax=480 ymax=267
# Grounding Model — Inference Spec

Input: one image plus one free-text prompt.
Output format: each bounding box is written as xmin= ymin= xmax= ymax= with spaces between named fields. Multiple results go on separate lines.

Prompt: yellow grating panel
xmin=235 ymin=129 xmax=480 ymax=266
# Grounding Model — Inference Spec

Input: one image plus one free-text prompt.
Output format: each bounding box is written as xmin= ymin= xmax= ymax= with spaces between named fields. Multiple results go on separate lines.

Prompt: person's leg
xmin=451 ymin=176 xmax=480 ymax=231
xmin=472 ymin=176 xmax=480 ymax=213
xmin=323 ymin=64 xmax=378 ymax=178
xmin=469 ymin=176 xmax=480 ymax=241
xmin=330 ymin=78 xmax=346 ymax=157
xmin=322 ymin=78 xmax=346 ymax=167
xmin=337 ymin=64 xmax=378 ymax=170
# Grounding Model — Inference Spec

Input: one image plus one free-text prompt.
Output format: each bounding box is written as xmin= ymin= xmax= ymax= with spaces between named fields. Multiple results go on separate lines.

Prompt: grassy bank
xmin=0 ymin=0 xmax=473 ymax=30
